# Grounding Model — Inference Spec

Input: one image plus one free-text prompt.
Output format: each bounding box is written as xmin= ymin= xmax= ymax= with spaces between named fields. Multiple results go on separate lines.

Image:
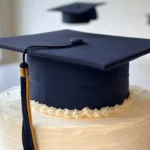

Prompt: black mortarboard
xmin=0 ymin=29 xmax=150 ymax=149
xmin=49 ymin=2 xmax=105 ymax=23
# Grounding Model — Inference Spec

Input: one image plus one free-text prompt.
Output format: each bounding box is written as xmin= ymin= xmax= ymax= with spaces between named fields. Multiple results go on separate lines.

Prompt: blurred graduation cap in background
xmin=48 ymin=2 xmax=106 ymax=23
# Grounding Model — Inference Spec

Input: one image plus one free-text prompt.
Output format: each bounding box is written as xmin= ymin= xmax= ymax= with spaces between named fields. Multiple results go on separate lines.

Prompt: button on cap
xmin=70 ymin=38 xmax=83 ymax=45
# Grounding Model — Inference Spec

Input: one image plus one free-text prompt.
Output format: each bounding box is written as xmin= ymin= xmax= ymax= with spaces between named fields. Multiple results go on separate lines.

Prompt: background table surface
xmin=0 ymin=55 xmax=150 ymax=92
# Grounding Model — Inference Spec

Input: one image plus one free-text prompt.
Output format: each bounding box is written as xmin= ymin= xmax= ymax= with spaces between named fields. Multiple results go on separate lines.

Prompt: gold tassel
xmin=20 ymin=63 xmax=37 ymax=150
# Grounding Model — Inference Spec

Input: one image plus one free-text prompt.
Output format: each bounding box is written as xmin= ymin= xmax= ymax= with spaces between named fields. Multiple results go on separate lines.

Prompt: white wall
xmin=15 ymin=0 xmax=150 ymax=38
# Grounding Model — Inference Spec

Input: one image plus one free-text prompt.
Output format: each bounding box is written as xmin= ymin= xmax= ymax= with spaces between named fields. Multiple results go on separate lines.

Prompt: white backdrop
xmin=15 ymin=0 xmax=150 ymax=38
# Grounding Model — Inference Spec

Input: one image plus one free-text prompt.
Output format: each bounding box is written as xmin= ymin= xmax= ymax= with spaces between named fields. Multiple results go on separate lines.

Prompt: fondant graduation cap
xmin=49 ymin=2 xmax=105 ymax=23
xmin=0 ymin=29 xmax=150 ymax=149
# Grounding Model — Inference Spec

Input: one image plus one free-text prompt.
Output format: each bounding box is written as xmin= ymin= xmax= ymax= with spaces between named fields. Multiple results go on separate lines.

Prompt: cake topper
xmin=0 ymin=30 xmax=150 ymax=149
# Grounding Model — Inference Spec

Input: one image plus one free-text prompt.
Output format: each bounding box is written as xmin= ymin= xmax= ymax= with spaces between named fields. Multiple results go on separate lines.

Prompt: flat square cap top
xmin=0 ymin=29 xmax=150 ymax=71
xmin=50 ymin=2 xmax=103 ymax=14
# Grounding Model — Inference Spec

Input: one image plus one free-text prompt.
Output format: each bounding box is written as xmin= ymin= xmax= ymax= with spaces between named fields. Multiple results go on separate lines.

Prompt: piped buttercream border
xmin=31 ymin=94 xmax=135 ymax=119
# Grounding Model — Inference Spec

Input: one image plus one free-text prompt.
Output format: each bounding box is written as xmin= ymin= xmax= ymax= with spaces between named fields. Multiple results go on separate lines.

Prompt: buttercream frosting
xmin=31 ymin=94 xmax=135 ymax=119
xmin=0 ymin=86 xmax=150 ymax=150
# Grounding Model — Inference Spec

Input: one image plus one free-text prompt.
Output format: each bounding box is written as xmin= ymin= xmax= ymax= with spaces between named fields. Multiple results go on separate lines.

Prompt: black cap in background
xmin=48 ymin=2 xmax=105 ymax=23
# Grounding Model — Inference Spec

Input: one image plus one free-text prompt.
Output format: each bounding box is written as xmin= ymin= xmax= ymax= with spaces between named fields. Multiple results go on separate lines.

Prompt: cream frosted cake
xmin=0 ymin=29 xmax=150 ymax=149
xmin=0 ymin=85 xmax=150 ymax=150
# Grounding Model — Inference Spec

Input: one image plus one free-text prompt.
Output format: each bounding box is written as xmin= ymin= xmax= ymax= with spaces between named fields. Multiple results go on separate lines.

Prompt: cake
xmin=0 ymin=30 xmax=150 ymax=150
xmin=0 ymin=86 xmax=150 ymax=150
